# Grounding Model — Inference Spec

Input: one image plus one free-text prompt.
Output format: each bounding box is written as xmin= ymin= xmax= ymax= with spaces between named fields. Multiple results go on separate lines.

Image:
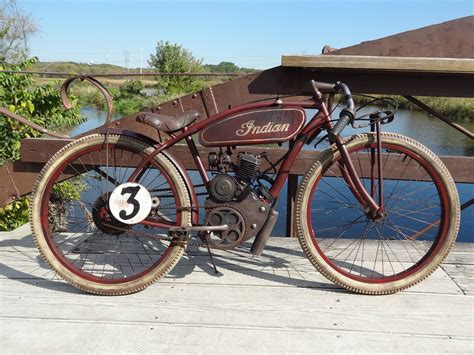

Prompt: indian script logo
xmin=236 ymin=120 xmax=290 ymax=136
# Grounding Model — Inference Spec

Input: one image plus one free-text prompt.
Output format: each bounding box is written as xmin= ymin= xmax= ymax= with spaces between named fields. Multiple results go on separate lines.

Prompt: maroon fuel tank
xmin=199 ymin=107 xmax=306 ymax=146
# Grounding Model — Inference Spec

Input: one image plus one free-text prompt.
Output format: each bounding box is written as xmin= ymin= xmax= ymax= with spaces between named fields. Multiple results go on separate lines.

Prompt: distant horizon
xmin=33 ymin=58 xmax=259 ymax=70
xmin=20 ymin=0 xmax=473 ymax=69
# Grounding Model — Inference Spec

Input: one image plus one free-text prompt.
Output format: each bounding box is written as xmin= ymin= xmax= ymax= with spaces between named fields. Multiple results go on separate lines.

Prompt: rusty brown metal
xmin=60 ymin=75 xmax=114 ymax=126
xmin=0 ymin=161 xmax=44 ymax=206
xmin=0 ymin=75 xmax=116 ymax=141
xmin=200 ymin=87 xmax=220 ymax=116
xmin=328 ymin=16 xmax=474 ymax=59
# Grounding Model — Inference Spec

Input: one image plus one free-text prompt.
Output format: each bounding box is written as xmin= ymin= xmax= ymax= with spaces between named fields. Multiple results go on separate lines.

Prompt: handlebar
xmin=311 ymin=80 xmax=355 ymax=137
xmin=310 ymin=80 xmax=336 ymax=94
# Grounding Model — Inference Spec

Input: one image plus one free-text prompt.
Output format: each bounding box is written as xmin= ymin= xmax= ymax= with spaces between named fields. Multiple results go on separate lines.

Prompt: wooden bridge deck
xmin=1 ymin=224 xmax=473 ymax=354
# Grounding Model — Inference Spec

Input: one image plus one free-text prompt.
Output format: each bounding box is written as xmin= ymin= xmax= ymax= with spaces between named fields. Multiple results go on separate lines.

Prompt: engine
xmin=208 ymin=174 xmax=240 ymax=202
xmin=204 ymin=149 xmax=272 ymax=250
xmin=236 ymin=153 xmax=261 ymax=181
xmin=208 ymin=151 xmax=262 ymax=203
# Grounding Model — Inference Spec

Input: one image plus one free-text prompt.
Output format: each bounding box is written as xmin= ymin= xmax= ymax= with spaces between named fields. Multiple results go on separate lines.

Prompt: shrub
xmin=0 ymin=57 xmax=85 ymax=230
xmin=118 ymin=80 xmax=144 ymax=98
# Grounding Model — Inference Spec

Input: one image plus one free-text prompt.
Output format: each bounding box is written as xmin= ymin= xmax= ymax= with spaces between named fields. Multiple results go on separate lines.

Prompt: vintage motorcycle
xmin=29 ymin=79 xmax=460 ymax=295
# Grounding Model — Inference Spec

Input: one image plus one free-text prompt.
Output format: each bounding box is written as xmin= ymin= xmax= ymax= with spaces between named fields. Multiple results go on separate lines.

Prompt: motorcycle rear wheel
xmin=30 ymin=134 xmax=192 ymax=295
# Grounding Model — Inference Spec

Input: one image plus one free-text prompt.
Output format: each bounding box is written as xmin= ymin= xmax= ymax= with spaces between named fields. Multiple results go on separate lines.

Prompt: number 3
xmin=119 ymin=185 xmax=141 ymax=220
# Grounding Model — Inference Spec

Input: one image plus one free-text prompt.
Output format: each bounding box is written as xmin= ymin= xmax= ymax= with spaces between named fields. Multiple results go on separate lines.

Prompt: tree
xmin=212 ymin=61 xmax=240 ymax=73
xmin=148 ymin=41 xmax=202 ymax=94
xmin=0 ymin=0 xmax=36 ymax=63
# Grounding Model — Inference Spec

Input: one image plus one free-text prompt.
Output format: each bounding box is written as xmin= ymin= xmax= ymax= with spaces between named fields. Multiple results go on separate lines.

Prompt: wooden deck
xmin=1 ymin=224 xmax=473 ymax=354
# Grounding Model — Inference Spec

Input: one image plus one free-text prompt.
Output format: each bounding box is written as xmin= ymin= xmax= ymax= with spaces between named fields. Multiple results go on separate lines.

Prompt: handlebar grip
xmin=332 ymin=114 xmax=351 ymax=137
xmin=331 ymin=110 xmax=354 ymax=137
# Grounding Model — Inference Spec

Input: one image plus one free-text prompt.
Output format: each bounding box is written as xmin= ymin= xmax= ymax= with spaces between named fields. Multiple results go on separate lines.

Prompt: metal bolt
xmin=259 ymin=206 xmax=266 ymax=212
xmin=251 ymin=223 xmax=257 ymax=229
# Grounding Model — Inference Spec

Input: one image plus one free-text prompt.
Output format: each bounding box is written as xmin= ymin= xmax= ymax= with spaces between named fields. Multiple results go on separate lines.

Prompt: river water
xmin=74 ymin=106 xmax=473 ymax=242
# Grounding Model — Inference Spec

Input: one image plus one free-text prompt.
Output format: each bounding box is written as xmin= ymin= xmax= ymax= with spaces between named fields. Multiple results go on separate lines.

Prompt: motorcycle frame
xmin=128 ymin=96 xmax=380 ymax=229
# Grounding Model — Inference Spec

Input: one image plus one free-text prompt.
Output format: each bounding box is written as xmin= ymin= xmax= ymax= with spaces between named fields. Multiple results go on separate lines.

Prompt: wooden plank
xmin=442 ymin=264 xmax=474 ymax=295
xmin=1 ymin=275 xmax=472 ymax=338
xmin=0 ymin=227 xmax=467 ymax=296
xmin=1 ymin=226 xmax=473 ymax=353
xmin=2 ymin=317 xmax=472 ymax=354
xmin=281 ymin=55 xmax=474 ymax=74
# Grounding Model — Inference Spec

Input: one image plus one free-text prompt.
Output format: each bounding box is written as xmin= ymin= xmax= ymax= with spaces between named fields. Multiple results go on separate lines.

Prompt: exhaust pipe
xmin=250 ymin=208 xmax=278 ymax=256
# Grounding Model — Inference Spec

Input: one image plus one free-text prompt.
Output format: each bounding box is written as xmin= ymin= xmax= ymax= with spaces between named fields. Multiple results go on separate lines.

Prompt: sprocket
xmin=202 ymin=205 xmax=246 ymax=250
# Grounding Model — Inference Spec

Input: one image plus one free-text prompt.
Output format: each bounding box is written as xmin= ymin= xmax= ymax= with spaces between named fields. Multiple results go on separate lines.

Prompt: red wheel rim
xmin=39 ymin=142 xmax=182 ymax=284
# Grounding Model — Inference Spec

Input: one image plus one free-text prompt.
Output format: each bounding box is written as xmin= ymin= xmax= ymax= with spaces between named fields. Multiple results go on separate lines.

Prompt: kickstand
xmin=204 ymin=236 xmax=219 ymax=275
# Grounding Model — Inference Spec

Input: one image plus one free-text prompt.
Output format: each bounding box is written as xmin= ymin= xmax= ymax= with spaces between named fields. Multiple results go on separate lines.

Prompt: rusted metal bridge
xmin=0 ymin=16 xmax=473 ymax=237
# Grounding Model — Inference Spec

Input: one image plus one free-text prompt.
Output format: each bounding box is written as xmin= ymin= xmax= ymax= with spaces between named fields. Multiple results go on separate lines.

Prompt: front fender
xmin=98 ymin=128 xmax=199 ymax=224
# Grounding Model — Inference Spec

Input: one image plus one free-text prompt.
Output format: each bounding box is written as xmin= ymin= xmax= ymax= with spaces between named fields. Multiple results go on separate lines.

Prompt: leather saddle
xmin=137 ymin=110 xmax=199 ymax=133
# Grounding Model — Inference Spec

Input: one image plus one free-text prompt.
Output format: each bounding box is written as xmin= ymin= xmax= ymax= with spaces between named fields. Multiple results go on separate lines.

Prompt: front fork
xmin=371 ymin=113 xmax=385 ymax=212
xmin=332 ymin=115 xmax=385 ymax=219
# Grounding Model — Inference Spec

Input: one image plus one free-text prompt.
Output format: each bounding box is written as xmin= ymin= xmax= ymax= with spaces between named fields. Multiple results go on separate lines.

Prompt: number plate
xmin=109 ymin=183 xmax=152 ymax=224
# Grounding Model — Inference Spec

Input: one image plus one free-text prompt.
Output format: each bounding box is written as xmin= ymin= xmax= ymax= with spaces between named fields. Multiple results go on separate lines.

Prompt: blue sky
xmin=20 ymin=0 xmax=473 ymax=69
